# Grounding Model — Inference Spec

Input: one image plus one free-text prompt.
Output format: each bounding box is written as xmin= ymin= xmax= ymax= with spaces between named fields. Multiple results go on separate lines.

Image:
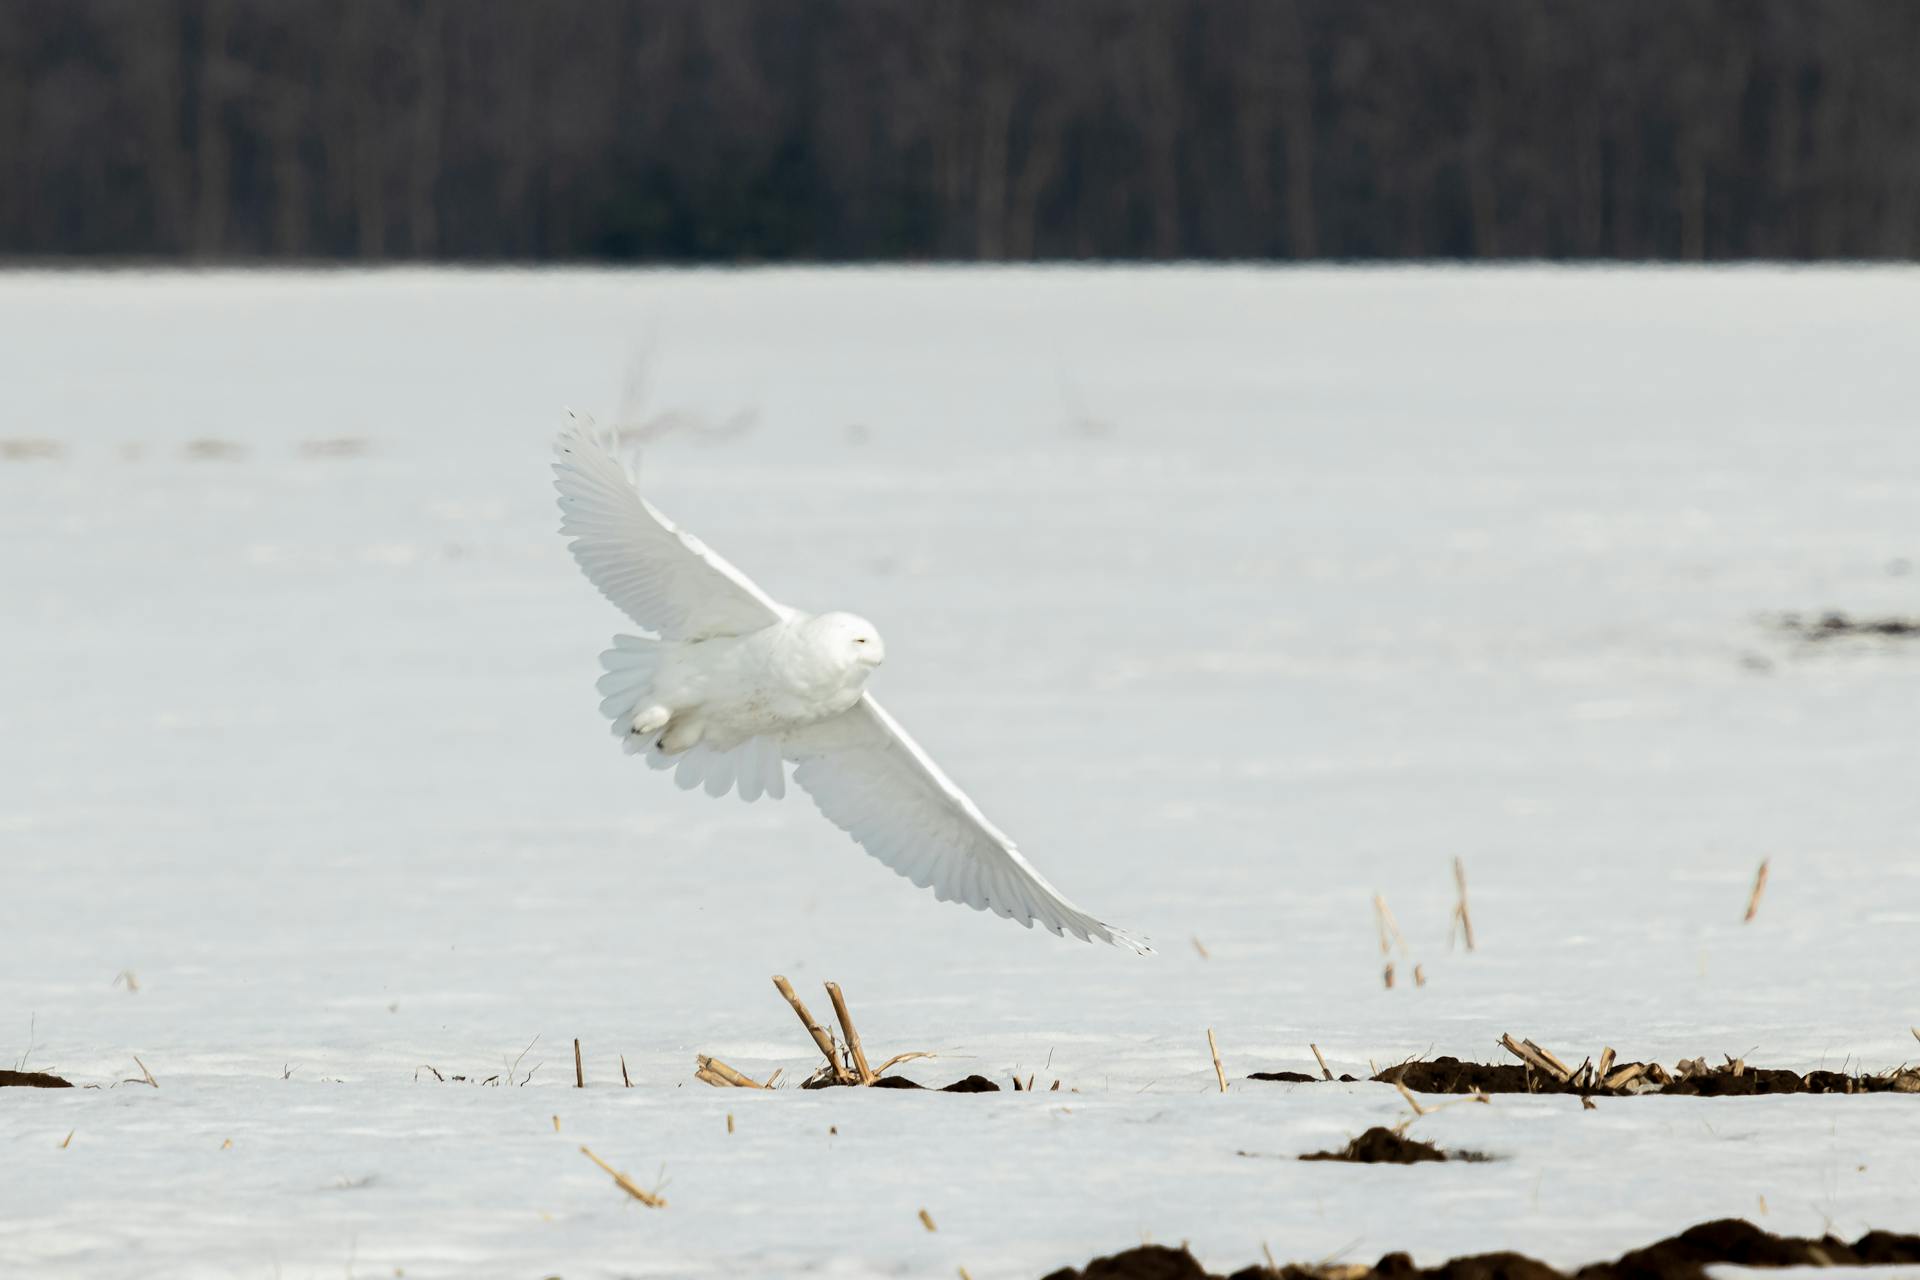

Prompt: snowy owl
xmin=554 ymin=425 xmax=1146 ymax=951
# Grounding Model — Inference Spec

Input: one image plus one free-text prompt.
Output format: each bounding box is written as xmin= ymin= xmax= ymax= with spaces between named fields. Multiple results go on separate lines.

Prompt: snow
xmin=2 ymin=265 xmax=1918 ymax=1279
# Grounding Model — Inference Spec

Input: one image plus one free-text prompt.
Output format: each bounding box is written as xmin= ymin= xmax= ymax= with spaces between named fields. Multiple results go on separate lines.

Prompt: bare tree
xmin=3 ymin=0 xmax=1918 ymax=263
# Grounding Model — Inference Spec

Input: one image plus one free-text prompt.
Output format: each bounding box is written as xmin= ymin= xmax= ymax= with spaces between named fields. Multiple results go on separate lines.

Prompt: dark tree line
xmin=4 ymin=0 xmax=1918 ymax=262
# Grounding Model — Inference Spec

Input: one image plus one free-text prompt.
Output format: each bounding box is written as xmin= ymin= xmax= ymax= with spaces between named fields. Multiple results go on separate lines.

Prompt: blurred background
xmin=7 ymin=0 xmax=1920 ymax=264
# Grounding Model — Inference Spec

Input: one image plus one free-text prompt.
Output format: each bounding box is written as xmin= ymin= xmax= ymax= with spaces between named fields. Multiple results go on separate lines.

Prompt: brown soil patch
xmin=1298 ymin=1126 xmax=1448 ymax=1164
xmin=1046 ymin=1245 xmax=1213 ymax=1280
xmin=1043 ymin=1220 xmax=1920 ymax=1280
xmin=1780 ymin=611 xmax=1920 ymax=641
xmin=1374 ymin=1057 xmax=1557 ymax=1095
xmin=814 ymin=1072 xmax=1002 ymax=1093
xmin=1248 ymin=1055 xmax=1919 ymax=1098
xmin=0 ymin=1069 xmax=73 ymax=1088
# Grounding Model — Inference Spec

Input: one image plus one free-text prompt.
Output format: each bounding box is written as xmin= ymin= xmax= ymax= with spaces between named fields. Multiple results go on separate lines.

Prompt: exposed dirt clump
xmin=1297 ymin=1126 xmax=1448 ymax=1164
xmin=1290 ymin=1055 xmax=1920 ymax=1098
xmin=1250 ymin=1070 xmax=1355 ymax=1084
xmin=1339 ymin=1253 xmax=1558 ymax=1280
xmin=1043 ymin=1244 xmax=1211 ymax=1280
xmin=1589 ymin=1219 xmax=1920 ymax=1277
xmin=1373 ymin=1058 xmax=1557 ymax=1095
xmin=1042 ymin=1220 xmax=1920 ymax=1280
xmin=0 ymin=1069 xmax=74 ymax=1088
xmin=1658 ymin=1066 xmax=1907 ymax=1096
xmin=1779 ymin=611 xmax=1920 ymax=641
xmin=877 ymin=1073 xmax=1002 ymax=1093
xmin=798 ymin=1074 xmax=998 ymax=1090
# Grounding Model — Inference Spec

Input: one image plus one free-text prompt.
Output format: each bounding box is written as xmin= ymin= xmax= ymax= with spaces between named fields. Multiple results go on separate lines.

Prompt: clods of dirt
xmin=936 ymin=1074 xmax=1003 ymax=1092
xmin=1659 ymin=1065 xmax=1915 ymax=1096
xmin=1271 ymin=1055 xmax=1920 ymax=1098
xmin=1372 ymin=1058 xmax=1554 ymax=1095
xmin=1298 ymin=1126 xmax=1449 ymax=1164
xmin=1779 ymin=611 xmax=1920 ymax=641
xmin=0 ymin=1069 xmax=74 ymax=1088
xmin=1042 ymin=1244 xmax=1211 ymax=1280
xmin=812 ymin=1073 xmax=1002 ymax=1092
xmin=1358 ymin=1253 xmax=1558 ymax=1280
xmin=1249 ymin=1070 xmax=1354 ymax=1084
xmin=1587 ymin=1218 xmax=1920 ymax=1278
xmin=1043 ymin=1219 xmax=1920 ymax=1280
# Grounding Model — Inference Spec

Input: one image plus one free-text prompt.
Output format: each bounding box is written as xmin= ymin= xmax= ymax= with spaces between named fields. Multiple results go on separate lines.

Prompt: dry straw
xmin=694 ymin=1055 xmax=773 ymax=1089
xmin=744 ymin=976 xmax=930 ymax=1087
xmin=825 ymin=982 xmax=875 ymax=1084
xmin=1452 ymin=857 xmax=1476 ymax=950
xmin=1375 ymin=892 xmax=1414 ymax=988
xmin=579 ymin=1145 xmax=666 ymax=1208
xmin=1744 ymin=859 xmax=1770 ymax=922
xmin=1499 ymin=1033 xmax=1573 ymax=1082
xmin=773 ymin=975 xmax=852 ymax=1084
xmin=1392 ymin=1077 xmax=1490 ymax=1125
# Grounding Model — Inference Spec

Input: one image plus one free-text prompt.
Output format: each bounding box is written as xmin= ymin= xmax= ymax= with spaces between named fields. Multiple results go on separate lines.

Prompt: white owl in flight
xmin=554 ymin=425 xmax=1146 ymax=952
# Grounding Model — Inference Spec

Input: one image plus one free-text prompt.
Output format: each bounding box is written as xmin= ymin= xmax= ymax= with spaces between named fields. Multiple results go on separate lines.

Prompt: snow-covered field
xmin=2 ymin=266 xmax=1917 ymax=1279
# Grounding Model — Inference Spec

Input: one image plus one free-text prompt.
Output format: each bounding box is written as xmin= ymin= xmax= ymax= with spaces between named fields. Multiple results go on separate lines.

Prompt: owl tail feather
xmin=597 ymin=634 xmax=667 ymax=748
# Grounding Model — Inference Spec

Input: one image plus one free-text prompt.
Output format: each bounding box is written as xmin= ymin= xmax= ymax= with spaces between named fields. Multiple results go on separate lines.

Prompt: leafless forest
xmin=5 ymin=0 xmax=1918 ymax=261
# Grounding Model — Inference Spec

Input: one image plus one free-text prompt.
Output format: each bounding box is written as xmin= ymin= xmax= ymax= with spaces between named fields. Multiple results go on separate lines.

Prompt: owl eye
xmin=854 ymin=637 xmax=868 ymax=645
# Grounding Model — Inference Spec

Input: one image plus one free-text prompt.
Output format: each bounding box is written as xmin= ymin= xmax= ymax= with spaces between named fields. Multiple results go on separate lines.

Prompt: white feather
xmin=737 ymin=753 xmax=765 ymax=803
xmin=553 ymin=423 xmax=791 ymax=640
xmin=781 ymin=697 xmax=1149 ymax=952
